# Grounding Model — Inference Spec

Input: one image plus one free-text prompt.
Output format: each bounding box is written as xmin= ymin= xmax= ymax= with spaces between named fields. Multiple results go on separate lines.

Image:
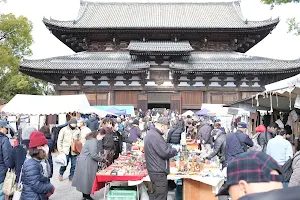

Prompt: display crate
xmin=107 ymin=190 xmax=137 ymax=200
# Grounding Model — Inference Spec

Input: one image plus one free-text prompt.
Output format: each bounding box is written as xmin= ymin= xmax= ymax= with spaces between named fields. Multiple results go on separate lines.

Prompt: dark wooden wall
xmin=115 ymin=91 xmax=138 ymax=107
xmin=181 ymin=91 xmax=203 ymax=110
xmin=86 ymin=93 xmax=108 ymax=106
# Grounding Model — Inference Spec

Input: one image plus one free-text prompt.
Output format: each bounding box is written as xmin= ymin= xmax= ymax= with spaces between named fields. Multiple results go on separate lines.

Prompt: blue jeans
xmin=283 ymin=182 xmax=289 ymax=188
xmin=0 ymin=183 xmax=4 ymax=200
xmin=59 ymin=153 xmax=77 ymax=179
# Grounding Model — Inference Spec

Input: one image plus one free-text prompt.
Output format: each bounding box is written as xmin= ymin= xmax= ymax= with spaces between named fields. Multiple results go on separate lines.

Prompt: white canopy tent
xmin=226 ymin=73 xmax=300 ymax=112
xmin=3 ymin=94 xmax=95 ymax=115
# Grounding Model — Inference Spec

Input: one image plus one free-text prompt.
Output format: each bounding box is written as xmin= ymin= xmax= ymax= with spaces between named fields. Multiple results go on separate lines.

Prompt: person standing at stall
xmin=144 ymin=117 xmax=178 ymax=200
xmin=226 ymin=122 xmax=253 ymax=164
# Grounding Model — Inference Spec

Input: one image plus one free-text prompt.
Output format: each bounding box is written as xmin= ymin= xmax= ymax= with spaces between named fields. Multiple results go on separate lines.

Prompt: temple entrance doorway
xmin=148 ymin=103 xmax=171 ymax=109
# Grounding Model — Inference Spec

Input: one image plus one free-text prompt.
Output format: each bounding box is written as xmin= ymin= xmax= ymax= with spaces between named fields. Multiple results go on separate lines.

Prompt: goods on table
xmin=97 ymin=152 xmax=147 ymax=176
xmin=169 ymin=144 xmax=222 ymax=177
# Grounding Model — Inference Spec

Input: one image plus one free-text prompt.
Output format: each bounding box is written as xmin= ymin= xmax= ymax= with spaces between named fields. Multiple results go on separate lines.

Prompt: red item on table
xmin=91 ymin=174 xmax=146 ymax=194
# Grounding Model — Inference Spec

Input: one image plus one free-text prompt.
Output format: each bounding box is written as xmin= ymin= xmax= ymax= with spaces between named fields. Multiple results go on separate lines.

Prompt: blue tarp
xmin=93 ymin=105 xmax=135 ymax=116
xmin=106 ymin=107 xmax=127 ymax=116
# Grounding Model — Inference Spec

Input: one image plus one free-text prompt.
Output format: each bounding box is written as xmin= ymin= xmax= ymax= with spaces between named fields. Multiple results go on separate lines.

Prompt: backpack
xmin=250 ymin=133 xmax=262 ymax=152
xmin=282 ymin=153 xmax=300 ymax=182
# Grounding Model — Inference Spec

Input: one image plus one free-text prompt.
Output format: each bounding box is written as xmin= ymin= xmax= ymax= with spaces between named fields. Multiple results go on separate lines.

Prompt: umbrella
xmin=196 ymin=108 xmax=209 ymax=116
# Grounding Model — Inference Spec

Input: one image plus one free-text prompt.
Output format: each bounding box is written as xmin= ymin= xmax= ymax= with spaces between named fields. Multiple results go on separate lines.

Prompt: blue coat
xmin=86 ymin=117 xmax=99 ymax=131
xmin=0 ymin=133 xmax=13 ymax=183
xmin=226 ymin=130 xmax=254 ymax=163
xmin=21 ymin=158 xmax=53 ymax=200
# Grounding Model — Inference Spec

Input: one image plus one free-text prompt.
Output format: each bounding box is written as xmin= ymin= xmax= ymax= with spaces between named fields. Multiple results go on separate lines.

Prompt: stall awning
xmin=2 ymin=94 xmax=93 ymax=115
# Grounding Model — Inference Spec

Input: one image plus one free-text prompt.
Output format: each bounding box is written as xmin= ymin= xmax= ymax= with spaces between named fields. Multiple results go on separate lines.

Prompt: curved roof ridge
xmin=80 ymin=0 xmax=241 ymax=5
xmin=190 ymin=51 xmax=300 ymax=62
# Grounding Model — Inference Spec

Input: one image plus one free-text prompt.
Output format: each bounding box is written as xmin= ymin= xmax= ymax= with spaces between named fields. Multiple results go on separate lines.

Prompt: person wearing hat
xmin=57 ymin=118 xmax=80 ymax=181
xmin=226 ymin=122 xmax=253 ymax=164
xmin=21 ymin=131 xmax=55 ymax=200
xmin=0 ymin=120 xmax=13 ymax=200
xmin=144 ymin=117 xmax=178 ymax=200
xmin=217 ymin=151 xmax=284 ymax=200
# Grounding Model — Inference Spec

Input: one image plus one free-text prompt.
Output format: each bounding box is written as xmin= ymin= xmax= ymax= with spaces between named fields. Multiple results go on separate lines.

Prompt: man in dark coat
xmin=198 ymin=121 xmax=213 ymax=148
xmin=144 ymin=117 xmax=178 ymax=200
xmin=167 ymin=121 xmax=182 ymax=144
xmin=0 ymin=120 xmax=13 ymax=199
xmin=206 ymin=129 xmax=226 ymax=167
xmin=86 ymin=114 xmax=99 ymax=131
xmin=226 ymin=122 xmax=254 ymax=164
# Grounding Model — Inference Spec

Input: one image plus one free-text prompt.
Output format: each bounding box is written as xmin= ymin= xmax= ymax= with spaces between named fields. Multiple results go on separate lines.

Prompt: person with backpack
xmin=256 ymin=125 xmax=272 ymax=153
xmin=250 ymin=126 xmax=263 ymax=152
xmin=226 ymin=122 xmax=254 ymax=164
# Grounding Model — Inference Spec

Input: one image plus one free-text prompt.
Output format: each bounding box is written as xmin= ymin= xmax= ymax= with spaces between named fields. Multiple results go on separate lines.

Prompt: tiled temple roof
xmin=43 ymin=0 xmax=278 ymax=29
xmin=20 ymin=52 xmax=150 ymax=73
xmin=170 ymin=52 xmax=300 ymax=73
xmin=127 ymin=41 xmax=194 ymax=52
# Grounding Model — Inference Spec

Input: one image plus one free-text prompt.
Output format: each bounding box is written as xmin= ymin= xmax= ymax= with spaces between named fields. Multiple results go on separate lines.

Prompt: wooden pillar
xmin=109 ymin=90 xmax=115 ymax=105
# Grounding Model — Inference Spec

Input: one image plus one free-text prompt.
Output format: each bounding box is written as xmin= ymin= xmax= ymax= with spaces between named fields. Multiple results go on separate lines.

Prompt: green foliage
xmin=287 ymin=18 xmax=300 ymax=35
xmin=261 ymin=0 xmax=300 ymax=4
xmin=0 ymin=13 xmax=53 ymax=103
xmin=261 ymin=0 xmax=300 ymax=35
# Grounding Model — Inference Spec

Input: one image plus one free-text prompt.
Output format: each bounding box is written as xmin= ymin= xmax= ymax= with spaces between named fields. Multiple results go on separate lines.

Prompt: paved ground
xmin=49 ymin=154 xmax=105 ymax=200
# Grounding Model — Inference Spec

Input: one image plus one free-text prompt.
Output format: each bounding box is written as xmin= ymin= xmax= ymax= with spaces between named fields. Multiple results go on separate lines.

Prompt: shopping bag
xmin=3 ymin=169 xmax=16 ymax=196
xmin=12 ymin=186 xmax=22 ymax=200
xmin=55 ymin=153 xmax=67 ymax=167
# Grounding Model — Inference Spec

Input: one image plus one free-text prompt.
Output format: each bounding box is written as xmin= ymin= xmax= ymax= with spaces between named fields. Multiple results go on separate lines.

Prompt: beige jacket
xmin=57 ymin=126 xmax=80 ymax=155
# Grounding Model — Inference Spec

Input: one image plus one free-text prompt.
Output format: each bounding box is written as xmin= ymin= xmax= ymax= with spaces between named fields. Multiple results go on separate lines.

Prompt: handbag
xmin=71 ymin=140 xmax=82 ymax=153
xmin=3 ymin=169 xmax=16 ymax=196
xmin=12 ymin=165 xmax=24 ymax=200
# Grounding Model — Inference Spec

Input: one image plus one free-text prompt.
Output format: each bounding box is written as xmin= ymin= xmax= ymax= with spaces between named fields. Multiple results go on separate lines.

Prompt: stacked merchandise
xmin=169 ymin=144 xmax=222 ymax=177
xmin=98 ymin=152 xmax=147 ymax=176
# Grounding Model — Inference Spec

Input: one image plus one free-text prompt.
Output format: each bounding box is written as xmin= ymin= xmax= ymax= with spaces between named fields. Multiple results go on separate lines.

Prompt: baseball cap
xmin=157 ymin=117 xmax=169 ymax=126
xmin=237 ymin=122 xmax=247 ymax=129
xmin=217 ymin=151 xmax=282 ymax=196
xmin=0 ymin=120 xmax=9 ymax=129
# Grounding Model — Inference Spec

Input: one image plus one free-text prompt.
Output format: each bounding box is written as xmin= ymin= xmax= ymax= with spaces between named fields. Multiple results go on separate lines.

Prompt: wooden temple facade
xmin=20 ymin=1 xmax=300 ymax=112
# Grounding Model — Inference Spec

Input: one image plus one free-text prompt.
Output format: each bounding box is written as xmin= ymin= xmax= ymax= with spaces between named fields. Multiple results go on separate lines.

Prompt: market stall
xmin=93 ymin=142 xmax=225 ymax=200
xmin=92 ymin=151 xmax=147 ymax=200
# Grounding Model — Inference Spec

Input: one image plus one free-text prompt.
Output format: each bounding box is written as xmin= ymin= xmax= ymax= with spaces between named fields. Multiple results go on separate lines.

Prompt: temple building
xmin=20 ymin=0 xmax=300 ymax=113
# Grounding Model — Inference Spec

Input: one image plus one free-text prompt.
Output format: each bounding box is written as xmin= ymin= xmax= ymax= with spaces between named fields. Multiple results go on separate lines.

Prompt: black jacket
xmin=167 ymin=125 xmax=182 ymax=144
xmin=207 ymin=133 xmax=226 ymax=163
xmin=102 ymin=128 xmax=115 ymax=151
xmin=238 ymin=186 xmax=300 ymax=200
xmin=10 ymin=143 xmax=27 ymax=182
xmin=144 ymin=127 xmax=177 ymax=174
xmin=0 ymin=133 xmax=13 ymax=183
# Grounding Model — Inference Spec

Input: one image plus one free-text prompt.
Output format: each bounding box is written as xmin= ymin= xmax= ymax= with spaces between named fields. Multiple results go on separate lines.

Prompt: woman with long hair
xmin=72 ymin=131 xmax=105 ymax=200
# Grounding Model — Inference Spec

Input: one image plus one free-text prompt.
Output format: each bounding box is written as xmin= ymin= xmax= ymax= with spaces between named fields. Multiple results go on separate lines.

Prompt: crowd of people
xmin=0 ymin=109 xmax=299 ymax=200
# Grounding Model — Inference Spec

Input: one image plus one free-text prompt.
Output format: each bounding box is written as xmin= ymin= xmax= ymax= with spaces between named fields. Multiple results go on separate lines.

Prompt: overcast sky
xmin=1 ymin=0 xmax=300 ymax=60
